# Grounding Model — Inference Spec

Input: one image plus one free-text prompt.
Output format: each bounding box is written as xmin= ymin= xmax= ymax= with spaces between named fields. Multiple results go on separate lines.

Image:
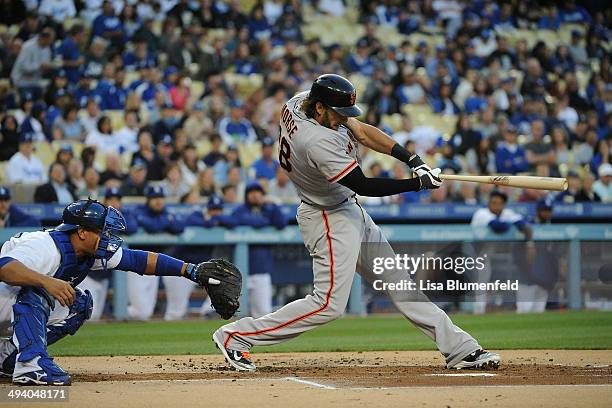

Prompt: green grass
xmin=49 ymin=311 xmax=612 ymax=356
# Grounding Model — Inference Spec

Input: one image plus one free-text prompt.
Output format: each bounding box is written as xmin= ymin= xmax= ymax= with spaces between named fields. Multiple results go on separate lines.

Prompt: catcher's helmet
xmin=56 ymin=199 xmax=126 ymax=260
xmin=309 ymin=74 xmax=362 ymax=117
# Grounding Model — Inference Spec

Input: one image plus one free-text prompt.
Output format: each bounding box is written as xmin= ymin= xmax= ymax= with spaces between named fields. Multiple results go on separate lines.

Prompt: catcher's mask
xmin=56 ymin=199 xmax=126 ymax=262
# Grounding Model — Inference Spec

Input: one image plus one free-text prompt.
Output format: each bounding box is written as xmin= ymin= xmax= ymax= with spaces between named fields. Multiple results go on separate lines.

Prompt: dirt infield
xmin=0 ymin=350 xmax=610 ymax=407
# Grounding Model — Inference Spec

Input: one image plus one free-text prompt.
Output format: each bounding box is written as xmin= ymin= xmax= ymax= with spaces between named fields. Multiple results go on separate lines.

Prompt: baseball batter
xmin=214 ymin=74 xmax=501 ymax=371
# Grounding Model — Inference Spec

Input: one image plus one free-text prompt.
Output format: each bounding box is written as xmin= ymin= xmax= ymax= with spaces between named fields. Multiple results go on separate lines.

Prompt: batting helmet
xmin=56 ymin=199 xmax=126 ymax=260
xmin=309 ymin=74 xmax=362 ymax=117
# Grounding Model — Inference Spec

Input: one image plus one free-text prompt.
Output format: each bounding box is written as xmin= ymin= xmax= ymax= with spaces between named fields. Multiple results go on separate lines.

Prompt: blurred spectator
xmin=232 ymin=182 xmax=286 ymax=317
xmin=85 ymin=115 xmax=120 ymax=153
xmin=147 ymin=134 xmax=175 ymax=181
xmin=168 ymin=74 xmax=192 ymax=110
xmin=369 ymin=79 xmax=401 ymax=115
xmin=448 ymin=114 xmax=481 ymax=155
xmin=576 ymin=172 xmax=602 ymax=202
xmin=17 ymin=99 xmax=47 ymax=142
xmin=56 ymin=24 xmax=85 ymax=85
xmin=183 ymin=101 xmax=214 ymax=141
xmin=568 ymin=30 xmax=588 ymax=67
xmin=555 ymin=170 xmax=582 ymax=203
xmin=6 ymin=133 xmax=47 ymax=184
xmin=135 ymin=185 xmax=184 ymax=235
xmin=158 ymin=161 xmax=191 ymax=198
xmin=66 ymin=157 xmax=84 ymax=191
xmin=392 ymin=114 xmax=441 ymax=156
xmin=115 ymin=110 xmax=141 ymax=153
xmin=92 ymin=1 xmax=126 ymax=50
xmin=122 ymin=159 xmax=148 ymax=196
xmin=396 ymin=65 xmax=426 ymax=105
xmin=221 ymin=184 xmax=238 ymax=204
xmin=81 ymin=99 xmax=102 ymax=135
xmin=99 ymin=152 xmax=125 ymax=186
xmin=203 ymin=134 xmax=225 ymax=167
xmin=525 ymin=119 xmax=555 ymax=172
xmin=34 ymin=162 xmax=77 ymax=203
xmin=0 ymin=115 xmax=20 ymax=161
xmin=466 ymin=137 xmax=496 ymax=175
xmin=80 ymin=186 xmax=137 ymax=321
xmin=250 ymin=137 xmax=279 ymax=180
xmin=594 ymin=163 xmax=612 ymax=202
xmin=52 ymin=104 xmax=85 ymax=141
xmin=178 ymin=143 xmax=205 ymax=188
xmin=131 ymin=128 xmax=156 ymax=168
xmin=185 ymin=195 xmax=235 ymax=228
xmin=318 ymin=0 xmax=346 ymax=17
xmin=79 ymin=166 xmax=102 ymax=199
xmin=153 ymin=103 xmax=180 ymax=143
xmin=218 ymin=101 xmax=258 ymax=145
xmin=495 ymin=125 xmax=528 ymax=174
xmin=0 ymin=186 xmax=40 ymax=228
xmin=346 ymin=39 xmax=376 ymax=76
xmin=268 ymin=166 xmax=299 ymax=204
xmin=227 ymin=166 xmax=246 ymax=200
xmin=10 ymin=27 xmax=55 ymax=98
xmin=54 ymin=144 xmax=74 ymax=168
xmin=39 ymin=0 xmax=76 ymax=25
xmin=197 ymin=168 xmax=217 ymax=199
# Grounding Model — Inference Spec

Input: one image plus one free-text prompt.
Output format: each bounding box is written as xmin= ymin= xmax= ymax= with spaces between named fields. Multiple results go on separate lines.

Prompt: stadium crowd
xmin=0 ymin=0 xmax=610 ymax=223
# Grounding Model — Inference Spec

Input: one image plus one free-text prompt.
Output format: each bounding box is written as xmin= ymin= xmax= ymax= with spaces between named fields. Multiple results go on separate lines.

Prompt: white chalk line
xmin=283 ymin=377 xmax=337 ymax=390
xmin=427 ymin=373 xmax=498 ymax=377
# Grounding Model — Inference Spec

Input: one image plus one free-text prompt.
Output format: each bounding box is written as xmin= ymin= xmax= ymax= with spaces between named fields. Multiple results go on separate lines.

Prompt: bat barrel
xmin=439 ymin=174 xmax=568 ymax=191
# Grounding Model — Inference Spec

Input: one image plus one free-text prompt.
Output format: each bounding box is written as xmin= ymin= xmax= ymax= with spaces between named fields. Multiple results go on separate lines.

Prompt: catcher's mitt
xmin=192 ymin=259 xmax=242 ymax=319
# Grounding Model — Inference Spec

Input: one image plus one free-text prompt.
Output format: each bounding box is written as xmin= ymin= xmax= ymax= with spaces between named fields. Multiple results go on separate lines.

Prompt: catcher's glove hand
xmin=187 ymin=259 xmax=242 ymax=319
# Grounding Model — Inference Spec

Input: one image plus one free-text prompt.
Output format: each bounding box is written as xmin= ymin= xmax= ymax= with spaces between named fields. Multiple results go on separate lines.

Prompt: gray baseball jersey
xmin=216 ymin=92 xmax=482 ymax=368
xmin=278 ymin=91 xmax=358 ymax=207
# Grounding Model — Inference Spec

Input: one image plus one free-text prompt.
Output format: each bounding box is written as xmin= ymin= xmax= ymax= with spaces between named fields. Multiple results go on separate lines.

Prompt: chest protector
xmin=49 ymin=231 xmax=94 ymax=287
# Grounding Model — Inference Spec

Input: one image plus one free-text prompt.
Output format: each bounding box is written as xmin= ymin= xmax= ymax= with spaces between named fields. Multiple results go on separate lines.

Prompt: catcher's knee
xmin=47 ymin=289 xmax=93 ymax=345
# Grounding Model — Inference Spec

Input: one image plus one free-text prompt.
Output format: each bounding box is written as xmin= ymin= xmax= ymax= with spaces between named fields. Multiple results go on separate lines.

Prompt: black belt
xmin=301 ymin=194 xmax=356 ymax=210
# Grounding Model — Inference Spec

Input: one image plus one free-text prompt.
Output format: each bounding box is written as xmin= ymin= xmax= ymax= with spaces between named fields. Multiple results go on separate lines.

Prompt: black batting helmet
xmin=309 ymin=74 xmax=362 ymax=117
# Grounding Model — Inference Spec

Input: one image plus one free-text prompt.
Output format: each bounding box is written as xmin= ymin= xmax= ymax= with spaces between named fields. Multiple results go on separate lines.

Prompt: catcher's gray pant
xmin=218 ymin=199 xmax=480 ymax=367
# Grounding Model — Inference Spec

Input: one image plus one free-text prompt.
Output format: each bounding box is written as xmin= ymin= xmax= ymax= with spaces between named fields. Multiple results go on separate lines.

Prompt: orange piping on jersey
xmin=223 ymin=210 xmax=335 ymax=349
xmin=328 ymin=160 xmax=358 ymax=182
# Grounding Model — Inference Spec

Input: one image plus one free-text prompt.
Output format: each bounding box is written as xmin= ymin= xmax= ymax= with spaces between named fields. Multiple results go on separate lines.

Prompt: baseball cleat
xmin=12 ymin=357 xmax=72 ymax=386
xmin=449 ymin=349 xmax=501 ymax=370
xmin=212 ymin=331 xmax=256 ymax=372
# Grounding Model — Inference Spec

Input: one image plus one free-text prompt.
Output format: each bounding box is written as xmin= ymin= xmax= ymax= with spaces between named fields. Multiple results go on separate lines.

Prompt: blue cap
xmin=22 ymin=92 xmax=34 ymax=102
xmin=230 ymin=99 xmax=243 ymax=109
xmin=145 ymin=185 xmax=166 ymax=198
xmin=356 ymin=38 xmax=369 ymax=48
xmin=54 ymin=88 xmax=68 ymax=99
xmin=506 ymin=124 xmax=517 ymax=133
xmin=164 ymin=66 xmax=178 ymax=78
xmin=435 ymin=44 xmax=446 ymax=52
xmin=245 ymin=181 xmax=264 ymax=196
xmin=261 ymin=137 xmax=275 ymax=147
xmin=159 ymin=134 xmax=173 ymax=145
xmin=0 ymin=186 xmax=11 ymax=200
xmin=535 ymin=78 xmax=545 ymax=87
xmin=567 ymin=170 xmax=580 ymax=178
xmin=162 ymin=101 xmax=175 ymax=109
xmin=131 ymin=158 xmax=147 ymax=169
xmin=19 ymin=132 xmax=34 ymax=143
xmin=105 ymin=187 xmax=123 ymax=199
xmin=57 ymin=69 xmax=67 ymax=78
xmin=537 ymin=197 xmax=553 ymax=210
xmin=59 ymin=144 xmax=73 ymax=153
xmin=571 ymin=29 xmax=583 ymax=37
xmin=207 ymin=195 xmax=224 ymax=210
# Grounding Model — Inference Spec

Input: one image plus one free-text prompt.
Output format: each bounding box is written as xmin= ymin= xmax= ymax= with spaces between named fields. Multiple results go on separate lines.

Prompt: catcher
xmin=0 ymin=198 xmax=241 ymax=386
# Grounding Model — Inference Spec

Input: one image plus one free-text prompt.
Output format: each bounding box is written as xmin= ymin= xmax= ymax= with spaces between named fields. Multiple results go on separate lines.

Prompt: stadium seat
xmin=106 ymin=110 xmax=126 ymax=131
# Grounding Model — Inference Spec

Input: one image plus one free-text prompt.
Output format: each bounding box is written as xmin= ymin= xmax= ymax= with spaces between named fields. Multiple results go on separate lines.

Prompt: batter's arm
xmin=338 ymin=166 xmax=422 ymax=196
xmin=0 ymin=258 xmax=76 ymax=306
xmin=343 ymin=118 xmax=427 ymax=169
xmin=343 ymin=118 xmax=395 ymax=155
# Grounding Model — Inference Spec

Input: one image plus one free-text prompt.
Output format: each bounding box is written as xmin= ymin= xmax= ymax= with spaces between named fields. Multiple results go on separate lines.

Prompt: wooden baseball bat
xmin=438 ymin=174 xmax=568 ymax=191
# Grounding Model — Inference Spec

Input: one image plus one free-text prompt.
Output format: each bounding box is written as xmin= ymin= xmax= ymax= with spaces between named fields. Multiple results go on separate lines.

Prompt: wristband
xmin=391 ymin=143 xmax=413 ymax=165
